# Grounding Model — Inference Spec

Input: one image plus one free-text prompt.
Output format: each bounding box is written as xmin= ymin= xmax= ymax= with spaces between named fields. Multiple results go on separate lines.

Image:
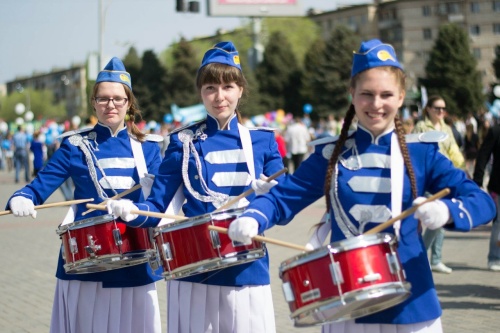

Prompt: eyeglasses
xmin=94 ymin=97 xmax=128 ymax=107
xmin=432 ymin=106 xmax=446 ymax=112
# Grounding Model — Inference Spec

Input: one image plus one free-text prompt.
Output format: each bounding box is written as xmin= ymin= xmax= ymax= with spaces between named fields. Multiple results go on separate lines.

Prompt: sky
xmin=0 ymin=0 xmax=369 ymax=85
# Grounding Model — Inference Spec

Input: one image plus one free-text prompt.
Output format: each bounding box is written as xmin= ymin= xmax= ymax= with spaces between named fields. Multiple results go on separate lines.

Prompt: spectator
xmin=12 ymin=125 xmax=30 ymax=183
xmin=285 ymin=117 xmax=311 ymax=172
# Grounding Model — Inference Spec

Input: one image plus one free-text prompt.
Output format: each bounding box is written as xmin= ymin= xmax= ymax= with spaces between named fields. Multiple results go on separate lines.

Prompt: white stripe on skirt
xmin=50 ymin=279 xmax=161 ymax=333
xmin=167 ymin=280 xmax=276 ymax=333
xmin=322 ymin=318 xmax=442 ymax=333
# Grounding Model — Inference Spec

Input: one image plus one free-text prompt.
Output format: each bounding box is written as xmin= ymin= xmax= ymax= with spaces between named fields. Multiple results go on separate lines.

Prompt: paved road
xmin=0 ymin=168 xmax=498 ymax=332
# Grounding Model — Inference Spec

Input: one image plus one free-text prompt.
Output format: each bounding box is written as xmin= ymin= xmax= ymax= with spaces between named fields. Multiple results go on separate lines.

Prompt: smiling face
xmin=200 ymin=80 xmax=243 ymax=129
xmin=350 ymin=67 xmax=405 ymax=137
xmin=92 ymin=82 xmax=130 ymax=134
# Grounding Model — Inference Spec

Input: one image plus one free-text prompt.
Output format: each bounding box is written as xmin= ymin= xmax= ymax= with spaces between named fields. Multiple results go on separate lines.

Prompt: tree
xmin=135 ymin=50 xmax=169 ymax=121
xmin=422 ymin=23 xmax=484 ymax=118
xmin=255 ymin=31 xmax=302 ymax=114
xmin=123 ymin=47 xmax=142 ymax=87
xmin=310 ymin=25 xmax=360 ymax=118
xmin=493 ymin=45 xmax=500 ymax=81
xmin=0 ymin=88 xmax=66 ymax=122
xmin=167 ymin=38 xmax=199 ymax=108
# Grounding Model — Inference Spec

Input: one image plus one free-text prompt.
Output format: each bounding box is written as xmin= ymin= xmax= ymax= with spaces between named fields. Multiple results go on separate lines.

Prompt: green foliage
xmin=135 ymin=50 xmax=170 ymax=122
xmin=255 ymin=31 xmax=302 ymax=114
xmin=423 ymin=23 xmax=484 ymax=117
xmin=310 ymin=25 xmax=360 ymax=118
xmin=167 ymin=38 xmax=200 ymax=108
xmin=0 ymin=88 xmax=66 ymax=122
xmin=493 ymin=45 xmax=500 ymax=81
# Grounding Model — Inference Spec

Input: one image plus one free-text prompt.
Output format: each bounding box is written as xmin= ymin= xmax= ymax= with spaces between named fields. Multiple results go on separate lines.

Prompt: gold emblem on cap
xmin=377 ymin=50 xmax=395 ymax=62
xmin=120 ymin=73 xmax=130 ymax=83
xmin=233 ymin=55 xmax=240 ymax=65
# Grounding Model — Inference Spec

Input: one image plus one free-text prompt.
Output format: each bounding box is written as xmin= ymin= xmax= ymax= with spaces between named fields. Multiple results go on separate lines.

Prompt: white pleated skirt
xmin=167 ymin=280 xmax=276 ymax=333
xmin=50 ymin=279 xmax=161 ymax=333
xmin=322 ymin=318 xmax=442 ymax=333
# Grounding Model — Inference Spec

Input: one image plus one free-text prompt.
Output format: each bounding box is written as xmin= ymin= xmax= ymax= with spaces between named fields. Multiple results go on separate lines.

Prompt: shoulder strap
xmin=238 ymin=124 xmax=255 ymax=179
xmin=130 ymin=137 xmax=150 ymax=198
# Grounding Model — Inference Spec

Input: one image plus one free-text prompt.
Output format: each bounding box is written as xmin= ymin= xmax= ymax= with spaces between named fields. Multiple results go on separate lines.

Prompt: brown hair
xmin=423 ymin=95 xmax=445 ymax=119
xmin=90 ymin=83 xmax=146 ymax=141
xmin=324 ymin=67 xmax=418 ymax=210
xmin=196 ymin=63 xmax=248 ymax=123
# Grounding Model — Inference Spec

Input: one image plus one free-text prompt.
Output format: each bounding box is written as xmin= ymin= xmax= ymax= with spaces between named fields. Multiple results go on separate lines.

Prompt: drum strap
xmin=237 ymin=124 xmax=256 ymax=179
xmin=390 ymin=133 xmax=404 ymax=239
xmin=130 ymin=137 xmax=151 ymax=198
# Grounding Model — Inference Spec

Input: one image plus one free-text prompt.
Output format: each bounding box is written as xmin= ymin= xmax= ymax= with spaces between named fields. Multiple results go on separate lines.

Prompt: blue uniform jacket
xmin=7 ymin=123 xmax=163 ymax=288
xmin=130 ymin=114 xmax=285 ymax=286
xmin=241 ymin=126 xmax=496 ymax=324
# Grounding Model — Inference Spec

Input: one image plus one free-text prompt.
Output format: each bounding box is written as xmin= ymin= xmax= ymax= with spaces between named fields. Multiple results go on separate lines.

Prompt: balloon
xmin=16 ymin=117 xmax=25 ymax=125
xmin=493 ymin=85 xmax=500 ymax=98
xmin=15 ymin=103 xmax=25 ymax=115
xmin=303 ymin=103 xmax=313 ymax=114
xmin=163 ymin=113 xmax=173 ymax=124
xmin=0 ymin=121 xmax=8 ymax=133
xmin=71 ymin=115 xmax=81 ymax=127
xmin=24 ymin=110 xmax=34 ymax=122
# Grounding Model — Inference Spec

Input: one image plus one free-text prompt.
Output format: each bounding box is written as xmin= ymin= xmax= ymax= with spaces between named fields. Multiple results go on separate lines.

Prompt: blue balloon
xmin=303 ymin=103 xmax=313 ymax=114
xmin=163 ymin=113 xmax=173 ymax=124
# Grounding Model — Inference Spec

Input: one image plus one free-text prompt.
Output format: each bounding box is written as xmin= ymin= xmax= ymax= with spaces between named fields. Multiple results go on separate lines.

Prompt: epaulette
xmin=145 ymin=134 xmax=164 ymax=142
xmin=405 ymin=131 xmax=448 ymax=143
xmin=169 ymin=119 xmax=206 ymax=135
xmin=57 ymin=126 xmax=93 ymax=140
xmin=307 ymin=130 xmax=355 ymax=146
xmin=248 ymin=126 xmax=277 ymax=132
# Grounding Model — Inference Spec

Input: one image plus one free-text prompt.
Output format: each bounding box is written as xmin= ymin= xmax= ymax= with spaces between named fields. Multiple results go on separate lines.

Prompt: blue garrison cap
xmin=199 ymin=41 xmax=242 ymax=71
xmin=96 ymin=57 xmax=132 ymax=90
xmin=351 ymin=39 xmax=403 ymax=78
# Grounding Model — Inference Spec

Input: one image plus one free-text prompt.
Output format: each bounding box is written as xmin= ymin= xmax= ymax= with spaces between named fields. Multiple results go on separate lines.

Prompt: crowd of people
xmin=1 ymin=38 xmax=499 ymax=333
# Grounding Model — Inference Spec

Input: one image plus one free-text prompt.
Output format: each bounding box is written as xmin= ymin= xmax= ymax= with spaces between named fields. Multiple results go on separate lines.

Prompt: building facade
xmin=310 ymin=0 xmax=500 ymax=91
xmin=6 ymin=65 xmax=88 ymax=119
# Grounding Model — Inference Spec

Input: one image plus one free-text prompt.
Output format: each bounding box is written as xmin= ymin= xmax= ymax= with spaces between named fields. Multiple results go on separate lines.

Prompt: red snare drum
xmin=280 ymin=233 xmax=411 ymax=327
xmin=57 ymin=214 xmax=156 ymax=274
xmin=153 ymin=208 xmax=265 ymax=280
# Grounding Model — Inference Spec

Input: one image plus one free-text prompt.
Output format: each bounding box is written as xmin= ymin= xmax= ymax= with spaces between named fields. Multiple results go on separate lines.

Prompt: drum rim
xmin=154 ymin=207 xmax=247 ymax=232
xmin=279 ymin=233 xmax=396 ymax=273
xmin=57 ymin=214 xmax=116 ymax=234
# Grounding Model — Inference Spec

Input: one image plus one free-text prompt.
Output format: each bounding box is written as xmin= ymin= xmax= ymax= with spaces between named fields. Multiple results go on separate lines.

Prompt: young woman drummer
xmin=227 ymin=39 xmax=496 ymax=332
xmin=108 ymin=41 xmax=285 ymax=332
xmin=7 ymin=57 xmax=163 ymax=333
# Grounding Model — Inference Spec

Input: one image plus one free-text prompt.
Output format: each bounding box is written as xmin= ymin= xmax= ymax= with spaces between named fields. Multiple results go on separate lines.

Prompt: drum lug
xmin=84 ymin=235 xmax=102 ymax=257
xmin=329 ymin=261 xmax=344 ymax=285
xmin=210 ymin=230 xmax=221 ymax=249
xmin=282 ymin=281 xmax=296 ymax=302
xmin=161 ymin=242 xmax=173 ymax=261
xmin=113 ymin=228 xmax=123 ymax=246
xmin=69 ymin=237 xmax=78 ymax=254
xmin=386 ymin=252 xmax=400 ymax=275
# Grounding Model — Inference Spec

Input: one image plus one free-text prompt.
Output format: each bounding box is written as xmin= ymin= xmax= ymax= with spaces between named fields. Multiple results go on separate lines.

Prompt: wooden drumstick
xmin=214 ymin=168 xmax=288 ymax=213
xmin=363 ymin=188 xmax=451 ymax=235
xmin=0 ymin=198 xmax=95 ymax=217
xmin=85 ymin=203 xmax=187 ymax=221
xmin=81 ymin=183 xmax=143 ymax=216
xmin=207 ymin=225 xmax=307 ymax=252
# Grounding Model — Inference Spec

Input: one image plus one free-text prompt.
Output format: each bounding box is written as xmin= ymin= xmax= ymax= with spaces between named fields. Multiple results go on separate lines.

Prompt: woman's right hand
xmin=107 ymin=199 xmax=138 ymax=222
xmin=9 ymin=196 xmax=37 ymax=218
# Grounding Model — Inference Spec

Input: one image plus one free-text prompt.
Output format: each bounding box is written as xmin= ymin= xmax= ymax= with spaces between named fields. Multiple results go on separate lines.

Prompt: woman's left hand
xmin=413 ymin=197 xmax=450 ymax=230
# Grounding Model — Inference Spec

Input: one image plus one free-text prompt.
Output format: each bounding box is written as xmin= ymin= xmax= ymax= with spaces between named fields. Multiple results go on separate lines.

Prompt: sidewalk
xmin=0 ymin=168 xmax=498 ymax=332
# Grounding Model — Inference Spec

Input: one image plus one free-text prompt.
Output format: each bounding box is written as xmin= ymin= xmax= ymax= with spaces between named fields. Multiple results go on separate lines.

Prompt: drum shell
xmin=154 ymin=208 xmax=265 ymax=280
xmin=280 ymin=233 xmax=411 ymax=326
xmin=57 ymin=214 xmax=154 ymax=274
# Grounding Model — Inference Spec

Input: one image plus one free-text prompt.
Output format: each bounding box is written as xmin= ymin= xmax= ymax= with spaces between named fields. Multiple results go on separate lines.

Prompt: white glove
xmin=251 ymin=174 xmax=278 ymax=196
xmin=228 ymin=217 xmax=259 ymax=245
xmin=107 ymin=199 xmax=138 ymax=222
xmin=413 ymin=197 xmax=450 ymax=230
xmin=139 ymin=173 xmax=155 ymax=188
xmin=9 ymin=196 xmax=37 ymax=218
